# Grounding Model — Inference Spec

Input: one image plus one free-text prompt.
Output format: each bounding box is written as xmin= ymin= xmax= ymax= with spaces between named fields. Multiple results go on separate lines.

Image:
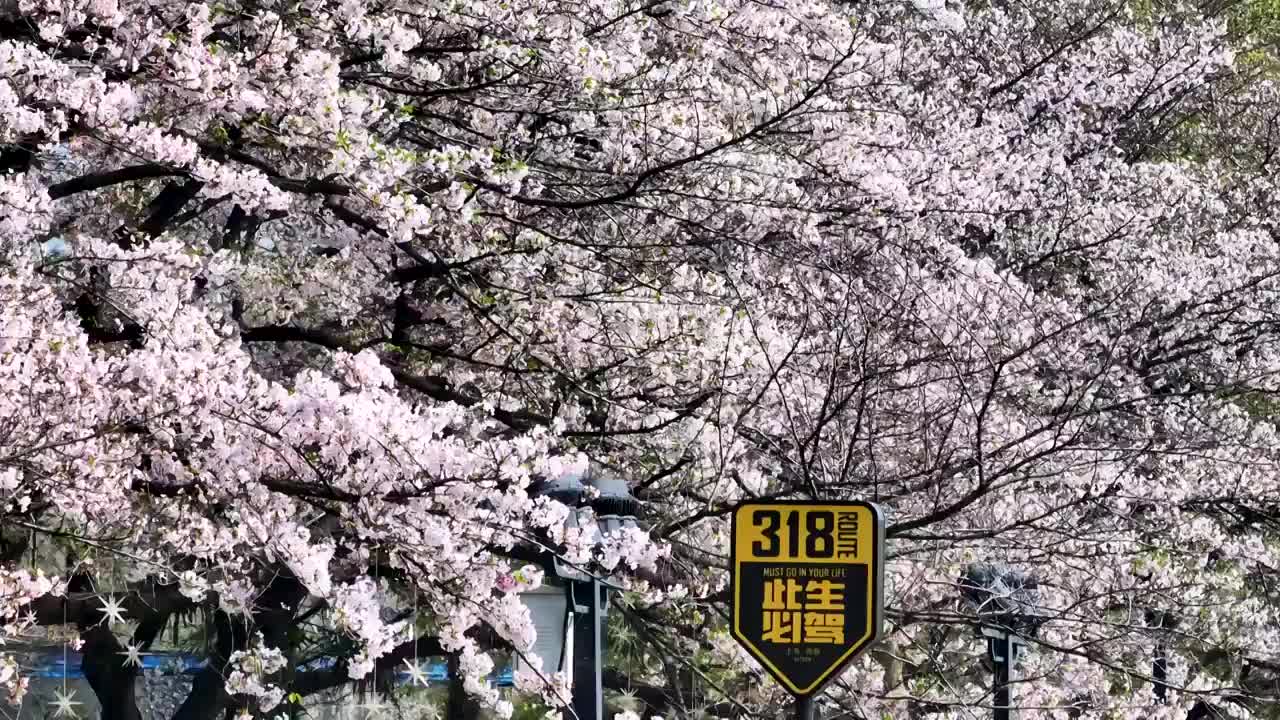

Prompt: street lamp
xmin=959 ymin=563 xmax=1046 ymax=720
xmin=523 ymin=461 xmax=643 ymax=720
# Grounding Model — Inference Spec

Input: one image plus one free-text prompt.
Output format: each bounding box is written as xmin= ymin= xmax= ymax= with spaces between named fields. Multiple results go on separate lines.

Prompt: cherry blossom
xmin=1 ymin=0 xmax=1279 ymax=718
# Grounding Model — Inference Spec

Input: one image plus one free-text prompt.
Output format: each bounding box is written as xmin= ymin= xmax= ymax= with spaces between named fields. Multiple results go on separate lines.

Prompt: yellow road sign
xmin=730 ymin=501 xmax=885 ymax=696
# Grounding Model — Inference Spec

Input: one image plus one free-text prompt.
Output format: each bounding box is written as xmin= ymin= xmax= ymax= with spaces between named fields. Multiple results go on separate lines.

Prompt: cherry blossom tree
xmin=4 ymin=0 xmax=1280 ymax=718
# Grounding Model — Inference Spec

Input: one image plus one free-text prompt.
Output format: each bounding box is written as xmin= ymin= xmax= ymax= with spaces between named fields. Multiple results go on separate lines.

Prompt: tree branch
xmin=290 ymin=633 xmax=446 ymax=696
xmin=47 ymin=164 xmax=185 ymax=199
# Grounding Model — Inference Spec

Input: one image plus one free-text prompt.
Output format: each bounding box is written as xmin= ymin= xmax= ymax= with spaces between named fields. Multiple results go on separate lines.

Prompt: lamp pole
xmin=532 ymin=461 xmax=642 ymax=720
xmin=961 ymin=564 xmax=1043 ymax=720
xmin=1145 ymin=608 xmax=1169 ymax=704
xmin=991 ymin=631 xmax=1014 ymax=720
xmin=570 ymin=578 xmax=606 ymax=720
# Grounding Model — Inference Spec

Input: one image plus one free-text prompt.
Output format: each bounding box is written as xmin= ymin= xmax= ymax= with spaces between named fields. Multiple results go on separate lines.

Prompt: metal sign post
xmin=795 ymin=695 xmax=817 ymax=720
xmin=729 ymin=501 xmax=886 ymax=715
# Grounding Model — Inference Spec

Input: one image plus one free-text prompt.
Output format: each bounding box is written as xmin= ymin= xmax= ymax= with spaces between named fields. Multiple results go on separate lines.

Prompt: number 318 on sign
xmin=744 ymin=507 xmax=864 ymax=561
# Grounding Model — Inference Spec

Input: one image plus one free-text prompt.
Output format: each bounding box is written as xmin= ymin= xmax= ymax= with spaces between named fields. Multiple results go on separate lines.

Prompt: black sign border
xmin=729 ymin=500 xmax=886 ymax=698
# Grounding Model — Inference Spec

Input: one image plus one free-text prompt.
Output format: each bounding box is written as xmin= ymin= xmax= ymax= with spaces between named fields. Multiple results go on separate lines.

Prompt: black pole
xmin=794 ymin=695 xmax=817 ymax=720
xmin=1153 ymin=638 xmax=1168 ymax=703
xmin=992 ymin=633 xmax=1013 ymax=720
xmin=1150 ymin=610 xmax=1168 ymax=703
xmin=569 ymin=579 xmax=605 ymax=720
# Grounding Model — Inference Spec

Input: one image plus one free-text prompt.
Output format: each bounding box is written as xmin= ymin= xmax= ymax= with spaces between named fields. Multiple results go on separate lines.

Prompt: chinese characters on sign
xmin=761 ymin=577 xmax=846 ymax=644
xmin=730 ymin=502 xmax=884 ymax=697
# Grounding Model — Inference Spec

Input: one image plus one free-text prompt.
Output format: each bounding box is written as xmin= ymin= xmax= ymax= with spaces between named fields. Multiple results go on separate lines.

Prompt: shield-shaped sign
xmin=730 ymin=501 xmax=885 ymax=696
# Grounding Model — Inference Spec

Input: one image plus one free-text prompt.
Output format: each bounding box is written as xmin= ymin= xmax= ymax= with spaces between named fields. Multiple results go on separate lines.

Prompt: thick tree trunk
xmin=172 ymin=571 xmax=307 ymax=720
xmin=445 ymin=654 xmax=482 ymax=720
xmin=172 ymin=610 xmax=244 ymax=720
xmin=251 ymin=574 xmax=308 ymax=719
xmin=80 ymin=625 xmax=142 ymax=720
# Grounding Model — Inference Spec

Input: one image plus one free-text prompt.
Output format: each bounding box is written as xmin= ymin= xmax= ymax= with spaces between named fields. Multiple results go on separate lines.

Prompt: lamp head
xmin=533 ymin=461 xmax=643 ymax=521
xmin=960 ymin=562 xmax=1045 ymax=636
xmin=530 ymin=459 xmax=643 ymax=581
